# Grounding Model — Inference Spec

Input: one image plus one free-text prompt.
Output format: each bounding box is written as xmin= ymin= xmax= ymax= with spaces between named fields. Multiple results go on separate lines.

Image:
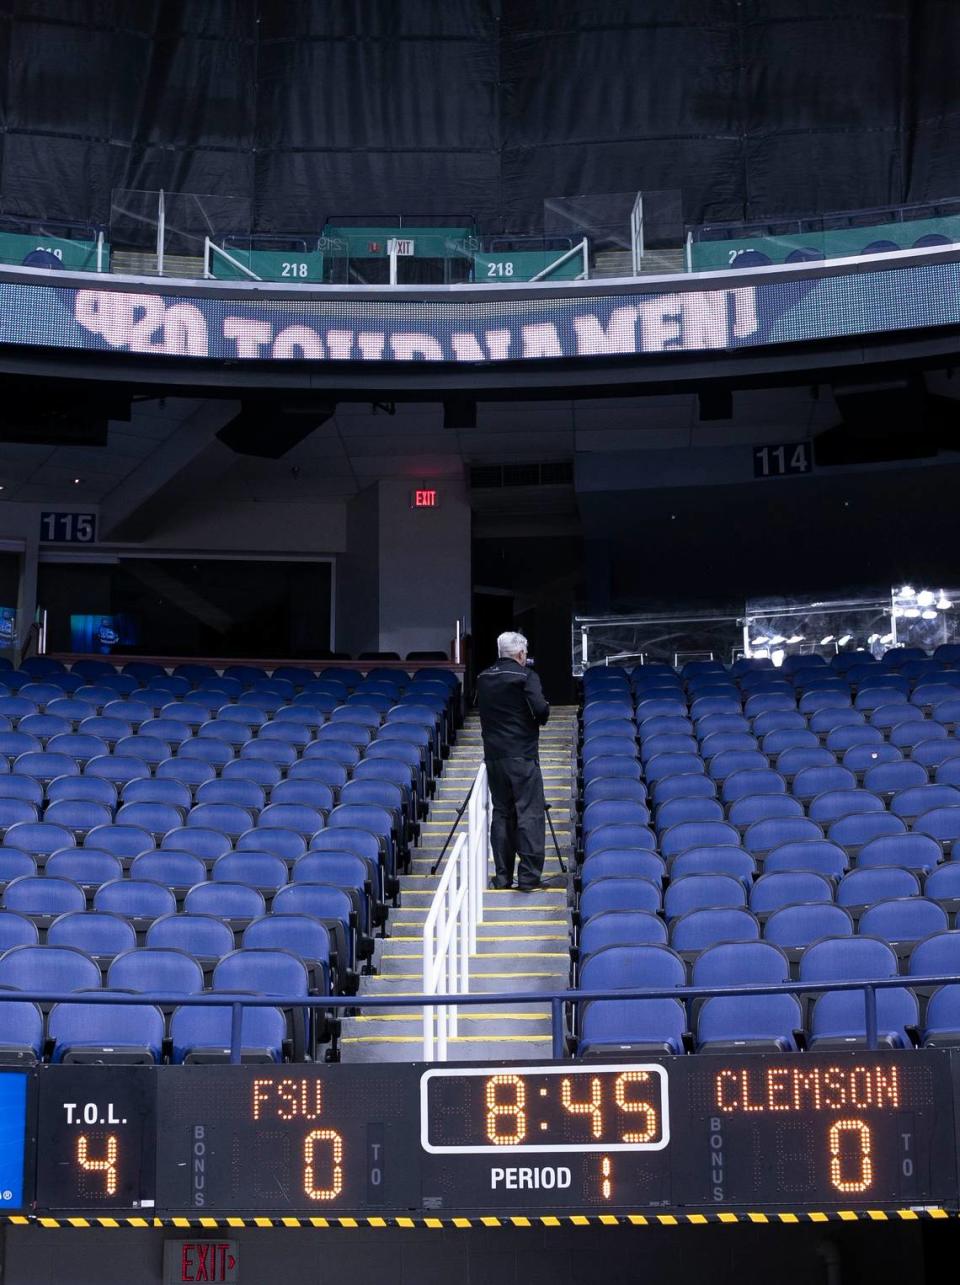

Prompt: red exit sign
xmin=164 ymin=1240 xmax=239 ymax=1283
xmin=412 ymin=488 xmax=439 ymax=508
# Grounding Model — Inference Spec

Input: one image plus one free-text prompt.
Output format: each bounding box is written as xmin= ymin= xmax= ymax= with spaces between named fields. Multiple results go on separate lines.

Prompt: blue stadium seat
xmin=45 ymin=849 xmax=123 ymax=889
xmin=750 ymin=870 xmax=833 ymax=915
xmin=0 ymin=850 xmax=36 ymax=886
xmin=130 ymin=849 xmax=207 ymax=892
xmin=891 ymin=784 xmax=960 ymax=822
xmin=699 ymin=732 xmax=757 ymax=758
xmin=775 ymin=747 xmax=836 ymax=778
xmin=212 ymin=851 xmax=288 ymax=893
xmin=4 ymin=821 xmax=75 ymax=858
xmin=179 ymin=738 xmax=235 ymax=769
xmin=186 ymin=802 xmax=254 ymax=841
xmin=693 ymin=941 xmax=799 ymax=1051
xmin=809 ymin=983 xmax=918 ymax=1050
xmin=243 ymin=915 xmax=333 ymax=993
xmin=85 ymin=754 xmax=151 ymax=787
xmin=237 ymin=827 xmax=306 ymax=861
xmin=669 ymin=846 xmax=755 ymax=886
xmin=742 ymin=817 xmax=824 ymax=855
xmin=858 ymin=833 xmax=941 ymax=873
xmin=655 ymin=797 xmax=724 ymax=829
xmin=585 ymin=734 xmax=639 ymax=761
xmin=0 ymin=942 xmax=100 ymax=991
xmin=162 ymin=827 xmax=232 ymax=861
xmin=196 ymin=778 xmax=266 ymax=811
xmin=113 ymin=801 xmax=182 ymax=840
xmin=0 ymin=911 xmax=37 ymax=950
xmin=921 ymin=985 xmax=960 ymax=1045
xmin=650 ymin=774 xmax=716 ymax=805
xmin=643 ymin=753 xmax=704 ymax=783
xmin=0 ymin=801 xmax=38 ymax=836
xmin=0 ymin=996 xmax=42 ymax=1063
xmin=670 ymin=907 xmax=760 ymax=953
xmin=663 ymin=873 xmax=747 ymax=921
xmin=122 ymin=777 xmax=191 ymax=810
xmin=721 ymin=769 xmax=786 ymax=803
xmin=837 ymin=866 xmax=920 ymax=908
xmin=578 ymin=910 xmax=668 ymax=958
xmin=42 ymin=800 xmax=112 ymax=838
xmin=258 ymin=801 xmax=328 ymax=839
xmin=184 ymin=882 xmax=265 ymax=923
xmin=764 ymin=840 xmax=848 ymax=879
xmin=827 ymin=811 xmax=907 ymax=849
xmin=858 ymin=897 xmax=948 ymax=945
xmin=707 ymin=750 xmax=766 ymax=780
xmin=764 ymin=903 xmax=853 ymax=951
xmin=213 ymin=947 xmax=309 ymax=1001
xmin=272 ymin=884 xmax=355 ymax=964
xmin=3 ymin=874 xmax=85 ymax=921
xmin=909 ymin=929 xmax=960 ymax=978
xmin=583 ymin=799 xmax=650 ymax=832
xmin=14 ymin=751 xmax=77 ymax=786
xmin=581 ymin=848 xmax=665 ymax=893
xmin=146 ymin=913 xmax=235 ymax=963
xmin=222 ymin=758 xmax=283 ymax=789
xmin=792 ymin=765 xmax=856 ymax=801
xmin=47 ymin=910 xmax=136 ymax=957
xmin=170 ymin=1004 xmax=287 ymax=1063
xmin=579 ymin=879 xmax=668 ymax=930
xmin=85 ymin=824 xmax=154 ymax=859
xmin=808 ymin=788 xmax=885 ymax=824
xmin=890 ymin=722 xmax=948 ymax=753
xmin=94 ymin=879 xmax=177 ymax=924
xmin=659 ymin=820 xmax=739 ymax=858
xmin=761 ymin=729 xmax=820 ymax=756
xmin=49 ymin=998 xmax=165 ymax=1062
xmin=913 ymin=807 xmax=960 ymax=850
xmin=728 ymin=794 xmax=804 ymax=829
xmin=751 ymin=711 xmax=805 ymax=737
xmin=578 ymin=944 xmax=687 ymax=1055
xmin=0 ymin=778 xmax=42 ymax=806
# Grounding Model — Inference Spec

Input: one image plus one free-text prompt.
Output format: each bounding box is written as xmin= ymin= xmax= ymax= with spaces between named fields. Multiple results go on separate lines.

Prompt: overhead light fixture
xmin=769 ymin=635 xmax=786 ymax=646
xmin=72 ymin=477 xmax=82 ymax=485
xmin=771 ymin=649 xmax=785 ymax=667
xmin=922 ymin=609 xmax=937 ymax=620
xmin=819 ymin=635 xmax=835 ymax=646
xmin=938 ymin=593 xmax=952 ymax=610
xmin=917 ymin=590 xmax=936 ymax=608
xmin=837 ymin=634 xmax=852 ymax=646
xmin=899 ymin=585 xmax=916 ymax=598
xmin=787 ymin=634 xmax=804 ymax=644
xmin=868 ymin=633 xmax=880 ymax=644
xmin=905 ymin=608 xmax=921 ymax=618
xmin=881 ymin=633 xmax=895 ymax=643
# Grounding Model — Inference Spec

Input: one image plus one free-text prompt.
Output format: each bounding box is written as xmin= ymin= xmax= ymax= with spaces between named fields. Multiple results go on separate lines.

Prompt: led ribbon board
xmin=23 ymin=1053 xmax=960 ymax=1219
xmin=1 ymin=252 xmax=960 ymax=363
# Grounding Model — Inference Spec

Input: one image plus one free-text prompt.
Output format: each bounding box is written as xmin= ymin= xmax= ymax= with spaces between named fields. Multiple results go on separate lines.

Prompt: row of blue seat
xmin=576 ymin=936 xmax=960 ymax=1055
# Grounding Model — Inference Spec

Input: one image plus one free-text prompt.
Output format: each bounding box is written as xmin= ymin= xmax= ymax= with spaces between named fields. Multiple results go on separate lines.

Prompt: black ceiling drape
xmin=0 ymin=0 xmax=955 ymax=235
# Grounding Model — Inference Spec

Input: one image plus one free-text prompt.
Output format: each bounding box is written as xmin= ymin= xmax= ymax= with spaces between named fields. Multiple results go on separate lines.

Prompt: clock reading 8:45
xmin=420 ymin=1065 xmax=670 ymax=1154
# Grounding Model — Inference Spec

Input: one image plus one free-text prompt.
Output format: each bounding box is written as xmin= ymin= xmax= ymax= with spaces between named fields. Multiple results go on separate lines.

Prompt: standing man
xmin=476 ymin=631 xmax=552 ymax=892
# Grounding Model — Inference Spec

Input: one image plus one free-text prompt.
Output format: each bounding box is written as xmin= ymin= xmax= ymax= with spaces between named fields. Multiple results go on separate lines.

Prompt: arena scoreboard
xmin=2 ymin=1052 xmax=958 ymax=1220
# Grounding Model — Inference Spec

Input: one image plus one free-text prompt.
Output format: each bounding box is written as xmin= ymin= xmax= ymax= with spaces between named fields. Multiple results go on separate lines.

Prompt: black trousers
xmin=485 ymin=755 xmax=546 ymax=889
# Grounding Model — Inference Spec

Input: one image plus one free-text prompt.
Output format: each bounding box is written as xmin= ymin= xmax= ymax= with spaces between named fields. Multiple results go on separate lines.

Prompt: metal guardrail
xmin=16 ymin=969 xmax=960 ymax=1065
xmin=421 ymin=763 xmax=491 ymax=1059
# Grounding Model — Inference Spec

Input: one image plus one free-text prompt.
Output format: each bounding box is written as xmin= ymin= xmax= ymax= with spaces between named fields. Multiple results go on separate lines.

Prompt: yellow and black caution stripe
xmin=12 ymin=1208 xmax=954 ymax=1229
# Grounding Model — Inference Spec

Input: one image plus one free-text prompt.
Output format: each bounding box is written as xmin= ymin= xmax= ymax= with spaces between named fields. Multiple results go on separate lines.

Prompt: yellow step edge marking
xmin=342 ymin=1034 xmax=553 ymax=1044
xmin=351 ymin=1012 xmax=550 ymax=1022
xmin=368 ymin=972 xmax=561 ymax=979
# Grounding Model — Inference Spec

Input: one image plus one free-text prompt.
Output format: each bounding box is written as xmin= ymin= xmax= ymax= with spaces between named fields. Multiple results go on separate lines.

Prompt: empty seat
xmin=579 ymin=852 xmax=665 ymax=891
xmin=858 ymin=833 xmax=941 ymax=873
xmin=858 ymin=897 xmax=948 ymax=945
xmin=913 ymin=807 xmax=960 ymax=850
xmin=750 ymin=870 xmax=833 ymax=915
xmin=85 ymin=824 xmax=154 ymax=859
xmin=0 ymin=850 xmax=36 ymax=886
xmin=836 ymin=866 xmax=920 ymax=909
xmin=792 ymin=765 xmax=856 ymax=802
xmin=663 ymin=873 xmax=747 ymax=920
xmin=721 ymin=770 xmax=786 ymax=805
xmin=212 ymin=851 xmax=288 ymax=893
xmin=184 ymin=882 xmax=265 ymax=923
xmin=93 ymin=878 xmax=177 ymax=926
xmin=4 ymin=821 xmax=75 ymax=858
xmin=582 ymin=824 xmax=657 ymax=860
xmin=808 ymin=788 xmax=885 ymax=824
xmin=170 ymin=1004 xmax=287 ymax=1064
xmin=921 ymin=985 xmax=960 ymax=1045
xmin=0 ymin=996 xmax=42 ymax=1063
xmin=578 ymin=910 xmax=668 ymax=958
xmin=659 ymin=820 xmax=739 ymax=858
xmin=644 ymin=753 xmax=704 ymax=783
xmin=186 ymin=803 xmax=254 ymax=841
xmin=707 ymin=750 xmax=767 ymax=780
xmin=130 ymin=849 xmax=207 ymax=892
xmin=578 ymin=944 xmax=687 ymax=1055
xmin=694 ymin=942 xmax=799 ymax=1051
xmin=0 ymin=801 xmax=38 ymax=836
xmin=579 ymin=878 xmax=666 ymax=923
xmin=0 ymin=911 xmax=38 ymax=950
xmin=651 ymin=774 xmax=717 ymax=805
xmin=213 ymin=947 xmax=309 ymax=1002
xmin=827 ymin=811 xmax=907 ymax=850
xmin=764 ymin=840 xmax=848 ymax=879
xmin=45 ymin=849 xmax=123 ymax=889
xmin=243 ymin=915 xmax=333 ymax=992
xmin=670 ymin=907 xmax=760 ymax=953
xmin=162 ymin=827 xmax=232 ymax=861
xmin=775 ymin=747 xmax=835 ymax=778
xmin=670 ymin=845 xmax=755 ymax=887
xmin=3 ymin=874 xmax=85 ymax=919
xmin=891 ymin=784 xmax=960 ymax=822
xmin=727 ymin=794 xmax=805 ymax=828
xmin=0 ymin=942 xmax=100 ymax=991
xmin=146 ymin=913 xmax=235 ymax=963
xmin=46 ymin=910 xmax=136 ymax=957
xmin=742 ymin=816 xmax=823 ymax=856
xmin=655 ymin=797 xmax=724 ymax=830
xmin=764 ymin=902 xmax=853 ymax=951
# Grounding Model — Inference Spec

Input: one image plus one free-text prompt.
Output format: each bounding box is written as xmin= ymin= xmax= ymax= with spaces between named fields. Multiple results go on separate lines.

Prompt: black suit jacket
xmin=476 ymin=658 xmax=550 ymax=760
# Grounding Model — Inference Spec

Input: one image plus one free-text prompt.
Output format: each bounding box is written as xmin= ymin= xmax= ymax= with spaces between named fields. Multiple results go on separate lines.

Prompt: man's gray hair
xmin=497 ymin=631 xmax=528 ymax=659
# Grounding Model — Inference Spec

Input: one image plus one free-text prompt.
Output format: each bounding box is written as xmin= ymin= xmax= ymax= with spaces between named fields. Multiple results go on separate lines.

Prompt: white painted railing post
xmin=422 ymin=766 xmax=492 ymax=1061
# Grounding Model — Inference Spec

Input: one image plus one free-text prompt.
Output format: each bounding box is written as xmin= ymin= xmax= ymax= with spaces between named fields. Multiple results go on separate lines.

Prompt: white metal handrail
xmin=528 ymin=237 xmax=590 ymax=283
xmin=202 ymin=236 xmax=263 ymax=281
xmin=422 ymin=764 xmax=491 ymax=1060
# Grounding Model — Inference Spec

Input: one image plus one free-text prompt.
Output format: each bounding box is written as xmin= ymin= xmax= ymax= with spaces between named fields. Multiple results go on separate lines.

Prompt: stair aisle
xmin=340 ymin=706 xmax=578 ymax=1062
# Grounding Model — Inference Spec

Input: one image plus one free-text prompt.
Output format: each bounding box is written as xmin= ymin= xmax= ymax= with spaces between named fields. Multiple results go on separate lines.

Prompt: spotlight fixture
xmin=818 ymin=635 xmax=835 ymax=646
xmin=837 ymin=634 xmax=852 ymax=646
